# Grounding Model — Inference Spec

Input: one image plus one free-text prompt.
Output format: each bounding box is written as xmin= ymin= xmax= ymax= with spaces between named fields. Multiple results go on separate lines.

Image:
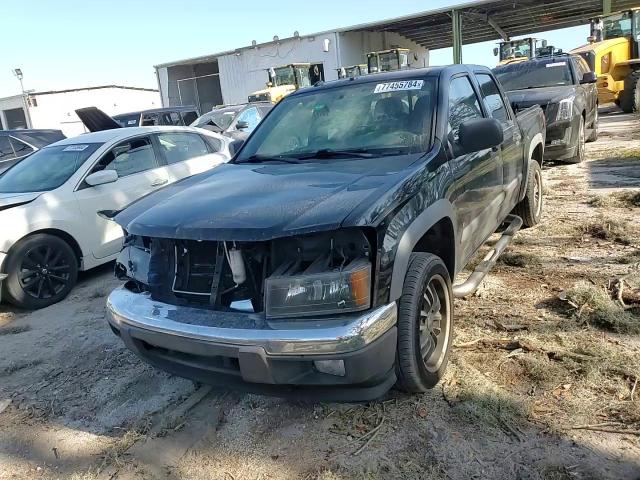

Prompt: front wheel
xmin=396 ymin=253 xmax=453 ymax=393
xmin=567 ymin=116 xmax=585 ymax=164
xmin=3 ymin=234 xmax=78 ymax=309
xmin=586 ymin=107 xmax=598 ymax=143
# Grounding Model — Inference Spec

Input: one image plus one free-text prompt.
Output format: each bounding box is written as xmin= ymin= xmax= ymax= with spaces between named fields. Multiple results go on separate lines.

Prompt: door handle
xmin=151 ymin=178 xmax=168 ymax=187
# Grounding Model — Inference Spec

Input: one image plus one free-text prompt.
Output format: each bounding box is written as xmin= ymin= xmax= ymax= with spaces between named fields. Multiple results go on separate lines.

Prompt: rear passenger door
xmin=74 ymin=135 xmax=170 ymax=259
xmin=155 ymin=131 xmax=226 ymax=183
xmin=447 ymin=75 xmax=504 ymax=264
xmin=475 ymin=73 xmax=523 ymax=211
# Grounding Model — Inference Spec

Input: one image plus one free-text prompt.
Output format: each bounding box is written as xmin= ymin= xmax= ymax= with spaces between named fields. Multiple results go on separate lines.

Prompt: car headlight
xmin=556 ymin=97 xmax=575 ymax=122
xmin=265 ymin=259 xmax=371 ymax=318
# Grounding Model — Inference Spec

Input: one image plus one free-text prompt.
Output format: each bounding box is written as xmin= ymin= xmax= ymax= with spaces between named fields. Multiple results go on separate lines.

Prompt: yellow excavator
xmin=366 ymin=48 xmax=411 ymax=73
xmin=571 ymin=9 xmax=640 ymax=112
xmin=248 ymin=64 xmax=313 ymax=103
xmin=494 ymin=38 xmax=552 ymax=65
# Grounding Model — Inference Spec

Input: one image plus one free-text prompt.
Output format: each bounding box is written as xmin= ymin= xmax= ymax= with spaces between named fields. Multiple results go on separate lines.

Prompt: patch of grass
xmin=579 ymin=216 xmax=633 ymax=245
xmin=499 ymin=252 xmax=538 ymax=268
xmin=615 ymin=250 xmax=640 ymax=264
xmin=0 ymin=359 xmax=42 ymax=376
xmin=585 ymin=195 xmax=611 ymax=208
xmin=517 ymin=354 xmax=567 ymax=387
xmin=564 ymin=282 xmax=640 ymax=334
xmin=617 ymin=190 xmax=640 ymax=208
xmin=0 ymin=324 xmax=30 ymax=335
xmin=540 ymin=465 xmax=576 ymax=480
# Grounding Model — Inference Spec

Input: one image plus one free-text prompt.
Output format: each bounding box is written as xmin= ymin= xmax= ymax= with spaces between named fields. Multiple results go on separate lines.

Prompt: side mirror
xmin=236 ymin=120 xmax=249 ymax=130
xmin=581 ymin=71 xmax=597 ymax=84
xmin=229 ymin=139 xmax=245 ymax=156
xmin=457 ymin=118 xmax=504 ymax=155
xmin=85 ymin=169 xmax=118 ymax=186
xmin=493 ymin=47 xmax=499 ymax=56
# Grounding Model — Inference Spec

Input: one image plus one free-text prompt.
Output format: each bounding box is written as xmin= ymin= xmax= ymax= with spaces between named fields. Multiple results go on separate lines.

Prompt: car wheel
xmin=586 ymin=107 xmax=598 ymax=143
xmin=567 ymin=116 xmax=585 ymax=164
xmin=3 ymin=234 xmax=78 ymax=309
xmin=396 ymin=253 xmax=453 ymax=392
xmin=619 ymin=70 xmax=640 ymax=113
xmin=513 ymin=160 xmax=543 ymax=228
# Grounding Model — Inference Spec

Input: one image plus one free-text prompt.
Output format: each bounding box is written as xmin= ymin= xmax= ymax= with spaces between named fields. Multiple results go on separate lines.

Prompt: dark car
xmin=0 ymin=129 xmax=66 ymax=173
xmin=190 ymin=102 xmax=273 ymax=140
xmin=112 ymin=106 xmax=200 ymax=129
xmin=106 ymin=65 xmax=545 ymax=401
xmin=494 ymin=54 xmax=598 ymax=163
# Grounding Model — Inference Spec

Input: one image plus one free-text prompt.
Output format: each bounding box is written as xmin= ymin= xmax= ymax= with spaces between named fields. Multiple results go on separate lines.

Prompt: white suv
xmin=0 ymin=126 xmax=230 ymax=309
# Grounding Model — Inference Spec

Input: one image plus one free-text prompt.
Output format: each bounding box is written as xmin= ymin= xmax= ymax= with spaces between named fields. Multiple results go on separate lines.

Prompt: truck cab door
xmin=476 ymin=73 xmax=522 ymax=212
xmin=447 ymin=75 xmax=504 ymax=265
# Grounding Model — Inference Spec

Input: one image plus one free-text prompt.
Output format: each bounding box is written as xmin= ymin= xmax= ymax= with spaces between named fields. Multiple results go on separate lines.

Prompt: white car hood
xmin=0 ymin=192 xmax=43 ymax=210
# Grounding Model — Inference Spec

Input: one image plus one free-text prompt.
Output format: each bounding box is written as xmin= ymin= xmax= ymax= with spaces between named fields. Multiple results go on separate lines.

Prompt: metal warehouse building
xmin=155 ymin=0 xmax=638 ymax=111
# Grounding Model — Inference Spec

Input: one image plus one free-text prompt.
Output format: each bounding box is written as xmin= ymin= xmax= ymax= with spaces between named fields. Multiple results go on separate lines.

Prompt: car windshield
xmin=494 ymin=59 xmax=574 ymax=90
xmin=113 ymin=114 xmax=141 ymax=127
xmin=236 ymin=78 xmax=437 ymax=162
xmin=0 ymin=143 xmax=102 ymax=193
xmin=191 ymin=108 xmax=242 ymax=130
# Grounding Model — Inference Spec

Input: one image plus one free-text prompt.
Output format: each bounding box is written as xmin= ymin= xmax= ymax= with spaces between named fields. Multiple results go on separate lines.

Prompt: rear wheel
xmin=395 ymin=253 xmax=453 ymax=392
xmin=586 ymin=107 xmax=599 ymax=143
xmin=567 ymin=116 xmax=585 ymax=164
xmin=513 ymin=160 xmax=543 ymax=228
xmin=619 ymin=70 xmax=640 ymax=113
xmin=3 ymin=234 xmax=78 ymax=309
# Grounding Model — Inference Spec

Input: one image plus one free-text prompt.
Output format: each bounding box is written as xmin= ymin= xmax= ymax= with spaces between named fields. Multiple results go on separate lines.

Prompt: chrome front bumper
xmin=106 ymin=287 xmax=397 ymax=356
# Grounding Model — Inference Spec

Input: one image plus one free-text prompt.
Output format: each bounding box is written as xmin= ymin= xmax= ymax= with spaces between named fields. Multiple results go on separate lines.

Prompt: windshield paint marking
xmin=374 ymin=80 xmax=424 ymax=93
xmin=62 ymin=145 xmax=90 ymax=152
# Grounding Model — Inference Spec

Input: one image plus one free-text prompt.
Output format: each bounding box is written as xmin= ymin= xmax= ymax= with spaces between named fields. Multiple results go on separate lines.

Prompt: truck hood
xmin=0 ymin=192 xmax=42 ymax=211
xmin=116 ymin=157 xmax=415 ymax=241
xmin=75 ymin=107 xmax=122 ymax=132
xmin=507 ymin=85 xmax=577 ymax=110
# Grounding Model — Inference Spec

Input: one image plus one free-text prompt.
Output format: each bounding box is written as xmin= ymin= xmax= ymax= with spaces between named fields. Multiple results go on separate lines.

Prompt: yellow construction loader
xmin=366 ymin=48 xmax=411 ymax=74
xmin=248 ymin=64 xmax=313 ymax=104
xmin=494 ymin=38 xmax=550 ymax=65
xmin=571 ymin=9 xmax=640 ymax=112
xmin=337 ymin=64 xmax=368 ymax=79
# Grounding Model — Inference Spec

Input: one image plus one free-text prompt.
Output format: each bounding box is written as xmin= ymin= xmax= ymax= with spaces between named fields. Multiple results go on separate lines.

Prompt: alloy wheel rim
xmin=19 ymin=245 xmax=71 ymax=299
xmin=533 ymin=169 xmax=543 ymax=217
xmin=418 ymin=274 xmax=451 ymax=373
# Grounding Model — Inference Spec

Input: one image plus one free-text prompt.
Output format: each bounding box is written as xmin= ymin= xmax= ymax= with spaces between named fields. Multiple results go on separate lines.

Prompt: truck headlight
xmin=556 ymin=97 xmax=575 ymax=122
xmin=265 ymin=259 xmax=371 ymax=318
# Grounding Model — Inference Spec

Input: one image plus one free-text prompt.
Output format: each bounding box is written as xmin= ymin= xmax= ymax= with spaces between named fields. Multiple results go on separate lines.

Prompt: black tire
xmin=3 ymin=234 xmax=78 ymax=309
xmin=566 ymin=116 xmax=586 ymax=164
xmin=619 ymin=70 xmax=640 ymax=114
xmin=513 ymin=160 xmax=543 ymax=228
xmin=396 ymin=253 xmax=453 ymax=393
xmin=586 ymin=107 xmax=598 ymax=143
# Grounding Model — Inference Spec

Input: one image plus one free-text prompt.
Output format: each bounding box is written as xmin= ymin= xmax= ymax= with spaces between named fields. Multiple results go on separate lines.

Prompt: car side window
xmin=10 ymin=138 xmax=35 ymax=157
xmin=201 ymin=135 xmax=222 ymax=152
xmin=476 ymin=74 xmax=509 ymax=124
xmin=161 ymin=112 xmax=182 ymax=126
xmin=236 ymin=107 xmax=261 ymax=131
xmin=0 ymin=136 xmax=16 ymax=161
xmin=575 ymin=57 xmax=591 ymax=80
xmin=182 ymin=111 xmax=198 ymax=125
xmin=448 ymin=76 xmax=484 ymax=143
xmin=157 ymin=132 xmax=209 ymax=165
xmin=141 ymin=113 xmax=159 ymax=126
xmin=91 ymin=136 xmax=157 ymax=177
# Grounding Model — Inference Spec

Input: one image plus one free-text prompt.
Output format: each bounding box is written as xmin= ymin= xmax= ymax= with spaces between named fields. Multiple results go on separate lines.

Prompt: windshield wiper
xmin=296 ymin=148 xmax=375 ymax=159
xmin=240 ymin=154 xmax=301 ymax=164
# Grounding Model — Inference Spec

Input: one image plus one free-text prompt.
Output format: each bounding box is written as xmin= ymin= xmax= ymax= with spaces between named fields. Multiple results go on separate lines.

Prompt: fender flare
xmin=528 ymin=133 xmax=544 ymax=163
xmin=388 ymin=199 xmax=457 ymax=301
xmin=520 ymin=133 xmax=544 ymax=200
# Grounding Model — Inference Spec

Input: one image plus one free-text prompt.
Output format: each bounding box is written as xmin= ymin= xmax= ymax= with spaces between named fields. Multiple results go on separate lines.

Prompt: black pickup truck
xmin=106 ymin=65 xmax=545 ymax=401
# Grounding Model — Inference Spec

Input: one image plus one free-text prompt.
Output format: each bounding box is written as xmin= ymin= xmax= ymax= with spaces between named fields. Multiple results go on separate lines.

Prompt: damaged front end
xmin=115 ymin=229 xmax=373 ymax=318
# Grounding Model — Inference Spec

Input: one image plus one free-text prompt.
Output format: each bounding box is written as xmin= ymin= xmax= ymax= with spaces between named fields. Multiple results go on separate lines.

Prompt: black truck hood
xmin=75 ymin=107 xmax=122 ymax=132
xmin=507 ymin=85 xmax=577 ymax=110
xmin=116 ymin=157 xmax=415 ymax=241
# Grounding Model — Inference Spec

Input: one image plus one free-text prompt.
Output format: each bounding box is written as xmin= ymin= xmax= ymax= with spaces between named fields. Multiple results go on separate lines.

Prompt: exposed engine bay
xmin=116 ymin=229 xmax=374 ymax=319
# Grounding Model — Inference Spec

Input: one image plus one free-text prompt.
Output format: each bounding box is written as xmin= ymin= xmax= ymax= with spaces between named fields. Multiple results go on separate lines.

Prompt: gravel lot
xmin=1 ymin=106 xmax=639 ymax=480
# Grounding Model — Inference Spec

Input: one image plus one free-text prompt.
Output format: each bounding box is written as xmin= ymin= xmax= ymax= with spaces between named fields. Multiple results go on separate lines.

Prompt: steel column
xmin=603 ymin=0 xmax=612 ymax=14
xmin=452 ymin=9 xmax=463 ymax=64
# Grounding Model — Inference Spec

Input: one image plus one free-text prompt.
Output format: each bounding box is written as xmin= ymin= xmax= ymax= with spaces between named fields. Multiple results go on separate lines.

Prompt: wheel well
xmin=411 ymin=218 xmax=455 ymax=278
xmin=27 ymin=229 xmax=83 ymax=265
xmin=531 ymin=142 xmax=543 ymax=166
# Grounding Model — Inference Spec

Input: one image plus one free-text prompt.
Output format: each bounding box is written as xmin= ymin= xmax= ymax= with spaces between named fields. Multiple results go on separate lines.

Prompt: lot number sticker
xmin=546 ymin=62 xmax=567 ymax=68
xmin=62 ymin=145 xmax=90 ymax=152
xmin=374 ymin=80 xmax=424 ymax=93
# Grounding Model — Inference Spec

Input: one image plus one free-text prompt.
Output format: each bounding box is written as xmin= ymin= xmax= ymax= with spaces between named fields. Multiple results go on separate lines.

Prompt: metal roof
xmin=155 ymin=0 xmax=638 ymax=68
xmin=346 ymin=0 xmax=640 ymax=50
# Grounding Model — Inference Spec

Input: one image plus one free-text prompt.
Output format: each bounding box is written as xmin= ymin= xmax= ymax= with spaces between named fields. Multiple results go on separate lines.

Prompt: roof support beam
xmin=452 ymin=9 xmax=463 ymax=64
xmin=463 ymin=11 xmax=510 ymax=41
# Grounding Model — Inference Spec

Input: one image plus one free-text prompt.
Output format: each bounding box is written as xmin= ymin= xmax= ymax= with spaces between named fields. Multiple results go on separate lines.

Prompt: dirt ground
xmin=1 ymin=106 xmax=639 ymax=480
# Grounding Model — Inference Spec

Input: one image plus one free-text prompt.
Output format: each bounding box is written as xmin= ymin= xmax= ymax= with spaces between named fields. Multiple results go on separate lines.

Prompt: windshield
xmin=191 ymin=108 xmax=241 ymax=129
xmin=273 ymin=66 xmax=296 ymax=86
xmin=236 ymin=78 xmax=436 ymax=162
xmin=494 ymin=59 xmax=574 ymax=90
xmin=603 ymin=11 xmax=633 ymax=39
xmin=113 ymin=114 xmax=140 ymax=127
xmin=0 ymin=143 xmax=102 ymax=193
xmin=499 ymin=40 xmax=532 ymax=60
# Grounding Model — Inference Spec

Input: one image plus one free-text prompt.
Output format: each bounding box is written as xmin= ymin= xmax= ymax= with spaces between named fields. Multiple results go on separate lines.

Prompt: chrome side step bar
xmin=452 ymin=214 xmax=523 ymax=299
